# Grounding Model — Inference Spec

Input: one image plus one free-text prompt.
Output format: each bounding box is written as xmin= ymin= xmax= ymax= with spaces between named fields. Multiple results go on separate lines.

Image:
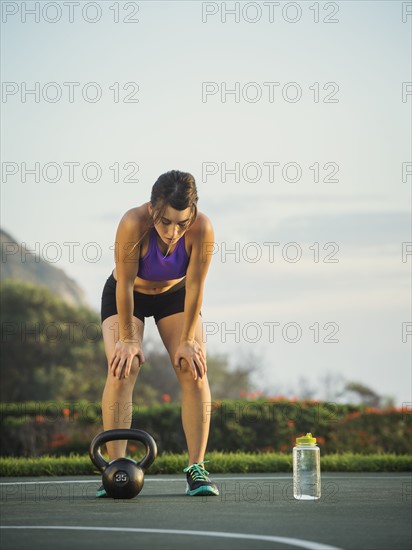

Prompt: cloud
xmin=269 ymin=211 xmax=410 ymax=247
xmin=204 ymin=199 xmax=410 ymax=249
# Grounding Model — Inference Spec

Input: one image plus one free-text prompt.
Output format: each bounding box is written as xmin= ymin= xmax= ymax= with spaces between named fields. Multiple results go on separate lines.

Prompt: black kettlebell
xmin=89 ymin=428 xmax=157 ymax=499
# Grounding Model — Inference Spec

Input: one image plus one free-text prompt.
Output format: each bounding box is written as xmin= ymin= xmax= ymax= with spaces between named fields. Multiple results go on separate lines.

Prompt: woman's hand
xmin=174 ymin=340 xmax=207 ymax=381
xmin=110 ymin=339 xmax=145 ymax=380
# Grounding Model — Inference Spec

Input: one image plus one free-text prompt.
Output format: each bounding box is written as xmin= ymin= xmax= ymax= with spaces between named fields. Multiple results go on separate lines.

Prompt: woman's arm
xmin=110 ymin=210 xmax=145 ymax=378
xmin=175 ymin=214 xmax=215 ymax=378
xmin=181 ymin=214 xmax=214 ymax=341
xmin=114 ymin=210 xmax=142 ymax=341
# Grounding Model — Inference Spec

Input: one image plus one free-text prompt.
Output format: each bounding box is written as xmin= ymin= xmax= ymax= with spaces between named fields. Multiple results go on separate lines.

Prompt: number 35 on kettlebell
xmin=89 ymin=428 xmax=157 ymax=499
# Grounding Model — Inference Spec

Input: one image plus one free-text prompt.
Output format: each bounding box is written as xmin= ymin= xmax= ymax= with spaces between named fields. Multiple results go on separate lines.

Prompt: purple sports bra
xmin=137 ymin=227 xmax=189 ymax=281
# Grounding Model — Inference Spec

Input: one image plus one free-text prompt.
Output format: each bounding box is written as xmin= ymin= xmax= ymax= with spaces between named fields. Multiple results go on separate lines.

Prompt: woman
xmin=98 ymin=170 xmax=219 ymax=497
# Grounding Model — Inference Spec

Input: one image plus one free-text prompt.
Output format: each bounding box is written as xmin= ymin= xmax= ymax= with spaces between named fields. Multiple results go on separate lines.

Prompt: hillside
xmin=1 ymin=228 xmax=89 ymax=308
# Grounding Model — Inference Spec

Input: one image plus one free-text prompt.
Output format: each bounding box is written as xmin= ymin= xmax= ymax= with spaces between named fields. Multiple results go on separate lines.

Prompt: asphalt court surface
xmin=1 ymin=473 xmax=411 ymax=550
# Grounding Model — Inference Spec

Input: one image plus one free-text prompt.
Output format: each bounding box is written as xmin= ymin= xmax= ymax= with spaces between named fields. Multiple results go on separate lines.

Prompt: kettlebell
xmin=89 ymin=428 xmax=157 ymax=499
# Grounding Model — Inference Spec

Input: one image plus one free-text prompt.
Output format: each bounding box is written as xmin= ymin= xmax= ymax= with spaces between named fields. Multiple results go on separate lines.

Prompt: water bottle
xmin=293 ymin=432 xmax=321 ymax=500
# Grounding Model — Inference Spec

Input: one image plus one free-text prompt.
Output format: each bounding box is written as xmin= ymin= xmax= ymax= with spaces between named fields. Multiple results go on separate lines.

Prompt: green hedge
xmin=1 ymin=452 xmax=411 ymax=477
xmin=1 ymin=400 xmax=411 ymax=457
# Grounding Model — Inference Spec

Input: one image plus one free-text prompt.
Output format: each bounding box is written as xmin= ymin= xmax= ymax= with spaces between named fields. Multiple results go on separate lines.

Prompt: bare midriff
xmin=112 ymin=268 xmax=186 ymax=295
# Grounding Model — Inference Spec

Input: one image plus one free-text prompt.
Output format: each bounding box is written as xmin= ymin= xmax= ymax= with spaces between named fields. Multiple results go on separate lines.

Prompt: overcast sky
xmin=1 ymin=1 xmax=411 ymax=405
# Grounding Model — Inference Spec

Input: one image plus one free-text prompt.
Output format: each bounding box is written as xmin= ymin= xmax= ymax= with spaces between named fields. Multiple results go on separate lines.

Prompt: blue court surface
xmin=1 ymin=473 xmax=411 ymax=550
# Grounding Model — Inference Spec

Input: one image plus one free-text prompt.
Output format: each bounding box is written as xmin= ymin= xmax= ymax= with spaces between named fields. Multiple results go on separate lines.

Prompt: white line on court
xmin=0 ymin=475 xmax=410 ymax=486
xmin=0 ymin=526 xmax=344 ymax=550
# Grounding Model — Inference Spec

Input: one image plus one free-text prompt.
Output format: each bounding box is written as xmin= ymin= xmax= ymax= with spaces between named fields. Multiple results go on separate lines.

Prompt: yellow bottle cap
xmin=296 ymin=432 xmax=317 ymax=445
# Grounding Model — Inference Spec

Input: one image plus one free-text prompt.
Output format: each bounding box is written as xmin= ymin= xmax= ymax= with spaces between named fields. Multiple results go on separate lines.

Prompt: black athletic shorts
xmin=100 ymin=272 xmax=200 ymax=325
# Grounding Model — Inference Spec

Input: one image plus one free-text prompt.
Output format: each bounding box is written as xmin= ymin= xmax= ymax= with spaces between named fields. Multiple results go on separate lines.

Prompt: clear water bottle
xmin=293 ymin=432 xmax=321 ymax=500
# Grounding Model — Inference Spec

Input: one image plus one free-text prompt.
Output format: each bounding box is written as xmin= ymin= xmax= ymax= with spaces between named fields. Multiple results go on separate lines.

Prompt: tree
xmin=0 ymin=280 xmax=106 ymax=401
xmin=341 ymin=381 xmax=382 ymax=408
xmin=207 ymin=350 xmax=262 ymax=399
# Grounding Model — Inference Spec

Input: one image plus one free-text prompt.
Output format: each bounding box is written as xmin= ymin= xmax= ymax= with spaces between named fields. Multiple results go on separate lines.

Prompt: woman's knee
xmin=174 ymin=358 xmax=208 ymax=386
xmin=105 ymin=356 xmax=141 ymax=385
xmin=101 ymin=315 xmax=144 ymax=362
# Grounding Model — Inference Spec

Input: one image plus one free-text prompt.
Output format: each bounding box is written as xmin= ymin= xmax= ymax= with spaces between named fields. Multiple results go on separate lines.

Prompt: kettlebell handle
xmin=89 ymin=429 xmax=157 ymax=473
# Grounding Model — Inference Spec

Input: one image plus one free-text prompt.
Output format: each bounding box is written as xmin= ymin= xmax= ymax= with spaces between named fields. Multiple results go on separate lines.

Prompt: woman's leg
xmin=156 ymin=313 xmax=211 ymax=465
xmin=101 ymin=314 xmax=144 ymax=460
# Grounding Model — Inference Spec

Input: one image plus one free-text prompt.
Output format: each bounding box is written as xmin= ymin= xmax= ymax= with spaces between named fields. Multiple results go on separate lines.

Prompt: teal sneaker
xmin=183 ymin=461 xmax=219 ymax=496
xmin=96 ymin=484 xmax=108 ymax=498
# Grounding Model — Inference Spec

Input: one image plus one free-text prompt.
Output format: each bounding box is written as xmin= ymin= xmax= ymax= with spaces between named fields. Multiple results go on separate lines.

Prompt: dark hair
xmin=150 ymin=170 xmax=198 ymax=228
xmin=127 ymin=170 xmax=199 ymax=258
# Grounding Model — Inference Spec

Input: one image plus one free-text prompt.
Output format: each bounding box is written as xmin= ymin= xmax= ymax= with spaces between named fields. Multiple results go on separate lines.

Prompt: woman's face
xmin=150 ymin=203 xmax=192 ymax=245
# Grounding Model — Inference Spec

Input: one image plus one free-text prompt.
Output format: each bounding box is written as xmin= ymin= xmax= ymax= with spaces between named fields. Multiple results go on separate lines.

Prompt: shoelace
xmin=183 ymin=460 xmax=210 ymax=481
